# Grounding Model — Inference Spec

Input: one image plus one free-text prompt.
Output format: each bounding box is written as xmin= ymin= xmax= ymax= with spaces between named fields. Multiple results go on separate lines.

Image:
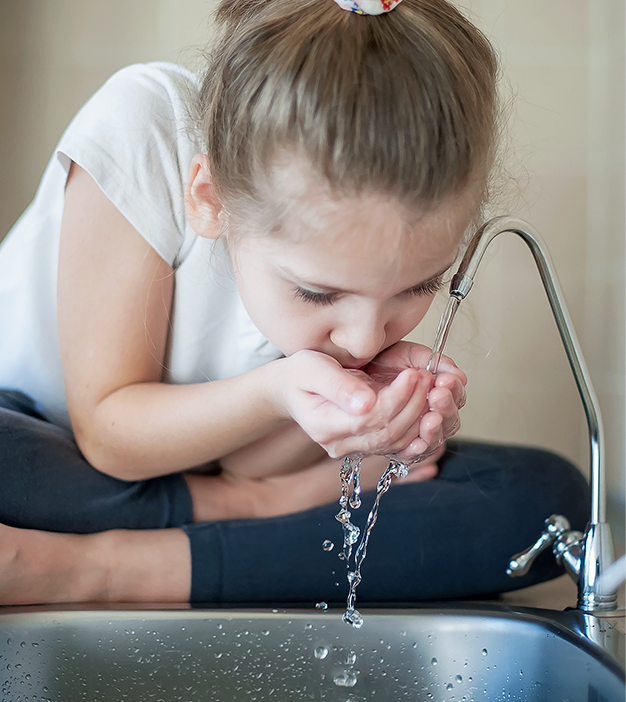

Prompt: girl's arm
xmin=57 ymin=165 xmax=375 ymax=481
xmin=58 ymin=164 xmax=290 ymax=480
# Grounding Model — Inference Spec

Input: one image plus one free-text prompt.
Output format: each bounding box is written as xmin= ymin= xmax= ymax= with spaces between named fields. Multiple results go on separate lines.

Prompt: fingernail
xmin=349 ymin=391 xmax=370 ymax=411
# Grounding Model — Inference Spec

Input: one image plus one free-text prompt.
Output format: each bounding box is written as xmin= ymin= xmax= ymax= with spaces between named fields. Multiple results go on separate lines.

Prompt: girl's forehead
xmin=257 ymin=155 xmax=478 ymax=248
xmin=274 ymin=189 xmax=474 ymax=263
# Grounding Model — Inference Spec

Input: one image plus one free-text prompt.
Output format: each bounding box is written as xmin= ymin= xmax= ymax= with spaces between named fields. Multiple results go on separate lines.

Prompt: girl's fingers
xmin=294 ymin=352 xmax=377 ymax=415
xmin=427 ymin=386 xmax=462 ymax=438
xmin=290 ymin=352 xmax=463 ymax=460
xmin=432 ymin=353 xmax=467 ymax=383
xmin=415 ymin=411 xmax=444 ymax=448
xmin=359 ymin=370 xmax=431 ymax=451
xmin=433 ymin=373 xmax=466 ymax=409
xmin=295 ymin=366 xmax=424 ymax=458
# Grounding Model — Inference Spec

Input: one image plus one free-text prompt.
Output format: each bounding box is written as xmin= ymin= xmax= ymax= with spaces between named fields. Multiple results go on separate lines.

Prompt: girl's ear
xmin=185 ymin=155 xmax=224 ymax=239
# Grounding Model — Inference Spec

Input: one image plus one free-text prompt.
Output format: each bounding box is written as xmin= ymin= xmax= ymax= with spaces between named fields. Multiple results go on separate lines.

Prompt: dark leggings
xmin=0 ymin=389 xmax=590 ymax=604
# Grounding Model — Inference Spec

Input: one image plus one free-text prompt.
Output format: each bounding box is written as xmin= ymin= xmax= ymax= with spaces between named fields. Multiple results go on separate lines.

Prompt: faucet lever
xmin=507 ymin=515 xmax=571 ymax=577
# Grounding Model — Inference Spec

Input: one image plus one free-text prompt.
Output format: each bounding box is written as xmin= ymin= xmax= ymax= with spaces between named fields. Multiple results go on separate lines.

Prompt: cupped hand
xmin=267 ymin=347 xmax=463 ymax=462
xmin=364 ymin=340 xmax=467 ymax=463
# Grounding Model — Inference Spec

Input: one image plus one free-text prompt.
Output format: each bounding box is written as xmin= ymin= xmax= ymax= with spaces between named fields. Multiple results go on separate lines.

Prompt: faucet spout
xmin=443 ymin=216 xmax=617 ymax=613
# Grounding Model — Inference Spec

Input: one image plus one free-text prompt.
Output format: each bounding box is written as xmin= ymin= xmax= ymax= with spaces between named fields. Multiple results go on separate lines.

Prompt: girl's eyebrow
xmin=279 ymin=261 xmax=456 ymax=295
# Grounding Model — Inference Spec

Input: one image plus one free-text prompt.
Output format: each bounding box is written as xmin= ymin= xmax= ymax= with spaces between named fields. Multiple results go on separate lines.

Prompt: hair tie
xmin=333 ymin=0 xmax=403 ymax=15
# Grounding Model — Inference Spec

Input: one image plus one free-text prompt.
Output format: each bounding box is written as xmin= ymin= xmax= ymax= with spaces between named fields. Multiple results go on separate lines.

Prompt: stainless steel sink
xmin=0 ymin=602 xmax=623 ymax=701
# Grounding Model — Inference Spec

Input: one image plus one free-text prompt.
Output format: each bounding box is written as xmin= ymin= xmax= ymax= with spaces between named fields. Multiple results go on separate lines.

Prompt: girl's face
xmin=229 ymin=190 xmax=475 ymax=369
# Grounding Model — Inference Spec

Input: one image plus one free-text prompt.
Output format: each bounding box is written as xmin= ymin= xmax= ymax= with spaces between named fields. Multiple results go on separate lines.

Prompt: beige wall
xmin=410 ymin=0 xmax=625 ymax=542
xmin=0 ymin=0 xmax=213 ymax=238
xmin=1 ymin=1 xmax=624 ymax=537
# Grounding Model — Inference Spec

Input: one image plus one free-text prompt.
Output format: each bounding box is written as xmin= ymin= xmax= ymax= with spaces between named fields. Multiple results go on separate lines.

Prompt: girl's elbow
xmin=73 ymin=432 xmax=143 ymax=482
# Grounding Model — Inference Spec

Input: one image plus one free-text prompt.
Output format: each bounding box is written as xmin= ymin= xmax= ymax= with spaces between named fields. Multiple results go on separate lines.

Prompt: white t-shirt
xmin=0 ymin=62 xmax=281 ymax=430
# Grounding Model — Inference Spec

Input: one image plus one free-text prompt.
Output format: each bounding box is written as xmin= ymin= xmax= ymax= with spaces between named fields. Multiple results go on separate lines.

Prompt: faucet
xmin=443 ymin=215 xmax=618 ymax=614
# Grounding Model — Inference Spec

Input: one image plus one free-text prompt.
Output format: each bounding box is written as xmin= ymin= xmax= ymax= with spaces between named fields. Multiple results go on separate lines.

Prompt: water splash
xmin=339 ymin=457 xmax=408 ymax=627
xmin=335 ymin=454 xmax=363 ymax=564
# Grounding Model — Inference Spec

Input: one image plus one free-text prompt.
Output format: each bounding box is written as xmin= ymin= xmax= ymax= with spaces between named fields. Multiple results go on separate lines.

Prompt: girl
xmin=0 ymin=0 xmax=588 ymax=606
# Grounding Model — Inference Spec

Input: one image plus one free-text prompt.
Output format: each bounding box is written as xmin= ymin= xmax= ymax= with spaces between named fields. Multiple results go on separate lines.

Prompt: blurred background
xmin=0 ymin=0 xmax=624 ymax=544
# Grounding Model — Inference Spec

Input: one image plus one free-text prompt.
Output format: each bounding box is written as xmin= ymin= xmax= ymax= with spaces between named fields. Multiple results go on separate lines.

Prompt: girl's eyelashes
xmin=406 ymin=274 xmax=446 ymax=297
xmin=294 ymin=274 xmax=446 ymax=305
xmin=293 ymin=286 xmax=338 ymax=306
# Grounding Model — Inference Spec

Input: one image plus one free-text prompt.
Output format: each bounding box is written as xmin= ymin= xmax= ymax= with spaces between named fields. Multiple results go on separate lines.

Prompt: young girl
xmin=0 ymin=0 xmax=588 ymax=606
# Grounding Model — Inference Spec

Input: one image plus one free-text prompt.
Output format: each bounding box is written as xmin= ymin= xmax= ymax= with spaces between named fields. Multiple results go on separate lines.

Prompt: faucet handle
xmin=507 ymin=515 xmax=571 ymax=577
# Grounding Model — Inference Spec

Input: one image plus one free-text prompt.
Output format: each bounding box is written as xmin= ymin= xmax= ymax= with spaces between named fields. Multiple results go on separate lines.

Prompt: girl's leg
xmin=0 ymin=390 xmax=192 ymax=533
xmin=0 ymin=522 xmax=190 ymax=605
xmin=182 ymin=440 xmax=590 ymax=603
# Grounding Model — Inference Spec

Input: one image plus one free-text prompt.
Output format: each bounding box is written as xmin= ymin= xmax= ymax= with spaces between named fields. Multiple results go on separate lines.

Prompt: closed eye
xmin=405 ymin=274 xmax=446 ymax=297
xmin=293 ymin=286 xmax=338 ymax=306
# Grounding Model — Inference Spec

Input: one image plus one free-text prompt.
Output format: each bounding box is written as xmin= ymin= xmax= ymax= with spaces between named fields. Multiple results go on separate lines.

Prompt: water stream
xmin=335 ymin=454 xmax=409 ymax=628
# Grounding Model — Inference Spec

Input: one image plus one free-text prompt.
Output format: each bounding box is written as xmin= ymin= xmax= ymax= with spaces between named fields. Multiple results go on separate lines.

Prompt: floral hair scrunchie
xmin=333 ymin=0 xmax=403 ymax=15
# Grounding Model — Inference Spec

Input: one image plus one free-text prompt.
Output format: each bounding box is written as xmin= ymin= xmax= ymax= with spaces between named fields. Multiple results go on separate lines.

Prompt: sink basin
xmin=0 ymin=602 xmax=623 ymax=701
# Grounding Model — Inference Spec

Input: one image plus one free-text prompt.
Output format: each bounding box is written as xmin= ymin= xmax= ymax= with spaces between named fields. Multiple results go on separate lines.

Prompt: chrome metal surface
xmin=507 ymin=515 xmax=572 ymax=577
xmin=444 ymin=216 xmax=618 ymax=613
xmin=0 ymin=603 xmax=623 ymax=701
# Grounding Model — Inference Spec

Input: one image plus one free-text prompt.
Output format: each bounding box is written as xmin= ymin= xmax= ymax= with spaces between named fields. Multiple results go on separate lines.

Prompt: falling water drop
xmin=322 ymin=540 xmax=334 ymax=552
xmin=315 ymin=602 xmax=328 ymax=611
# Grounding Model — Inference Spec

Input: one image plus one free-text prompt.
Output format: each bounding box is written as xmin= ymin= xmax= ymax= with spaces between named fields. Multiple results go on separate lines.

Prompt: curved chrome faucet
xmin=439 ymin=215 xmax=617 ymax=613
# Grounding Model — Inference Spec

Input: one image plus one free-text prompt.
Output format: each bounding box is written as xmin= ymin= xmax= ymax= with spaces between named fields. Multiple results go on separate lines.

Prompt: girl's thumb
xmin=318 ymin=365 xmax=377 ymax=415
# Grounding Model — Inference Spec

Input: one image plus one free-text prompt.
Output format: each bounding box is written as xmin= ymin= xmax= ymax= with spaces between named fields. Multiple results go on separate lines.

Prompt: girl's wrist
xmin=257 ymin=356 xmax=292 ymax=421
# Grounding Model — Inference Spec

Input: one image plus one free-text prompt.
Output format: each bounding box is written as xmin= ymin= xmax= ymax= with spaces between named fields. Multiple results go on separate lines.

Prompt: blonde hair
xmin=197 ymin=0 xmax=499 ymax=226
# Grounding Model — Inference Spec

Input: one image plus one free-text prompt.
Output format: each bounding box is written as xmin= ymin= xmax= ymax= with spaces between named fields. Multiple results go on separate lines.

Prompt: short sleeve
xmin=56 ymin=63 xmax=200 ymax=266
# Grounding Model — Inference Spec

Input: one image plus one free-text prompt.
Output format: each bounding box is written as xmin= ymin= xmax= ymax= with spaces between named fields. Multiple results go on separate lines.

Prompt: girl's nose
xmin=330 ymin=312 xmax=387 ymax=363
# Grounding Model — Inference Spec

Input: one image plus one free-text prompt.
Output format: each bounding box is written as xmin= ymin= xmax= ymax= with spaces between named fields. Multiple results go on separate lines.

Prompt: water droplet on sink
xmin=431 ymin=658 xmax=438 ymax=666
xmin=446 ymin=683 xmax=454 ymax=691
xmin=346 ymin=650 xmax=357 ymax=665
xmin=314 ymin=647 xmax=329 ymax=660
xmin=482 ymin=648 xmax=488 ymax=656
xmin=333 ymin=670 xmax=358 ymax=687
xmin=455 ymin=674 xmax=463 ymax=683
xmin=322 ymin=540 xmax=334 ymax=551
